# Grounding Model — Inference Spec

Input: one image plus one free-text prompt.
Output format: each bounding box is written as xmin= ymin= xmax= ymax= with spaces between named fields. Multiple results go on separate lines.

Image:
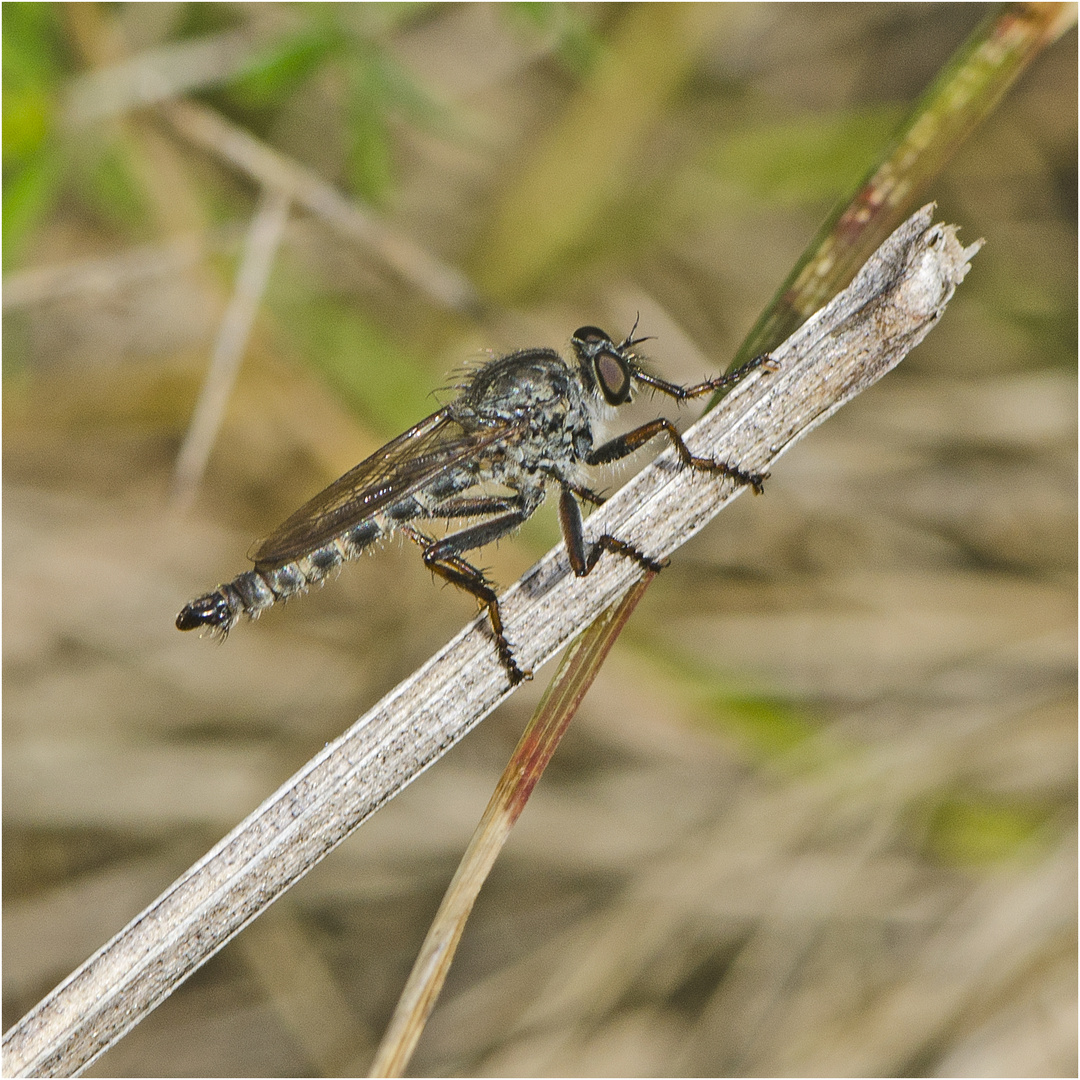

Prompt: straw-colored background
xmin=4 ymin=5 xmax=1075 ymax=1076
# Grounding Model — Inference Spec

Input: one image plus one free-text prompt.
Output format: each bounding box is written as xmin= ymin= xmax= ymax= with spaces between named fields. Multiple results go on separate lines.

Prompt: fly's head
xmin=571 ymin=324 xmax=651 ymax=410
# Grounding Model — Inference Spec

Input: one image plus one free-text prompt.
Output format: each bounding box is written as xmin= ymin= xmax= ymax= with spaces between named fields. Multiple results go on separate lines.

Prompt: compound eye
xmin=595 ymin=350 xmax=632 ymax=405
xmin=572 ymin=326 xmax=612 ymax=348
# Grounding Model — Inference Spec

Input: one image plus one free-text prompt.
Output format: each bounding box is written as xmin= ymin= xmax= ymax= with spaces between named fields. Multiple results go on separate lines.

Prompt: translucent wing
xmin=250 ymin=409 xmax=515 ymax=567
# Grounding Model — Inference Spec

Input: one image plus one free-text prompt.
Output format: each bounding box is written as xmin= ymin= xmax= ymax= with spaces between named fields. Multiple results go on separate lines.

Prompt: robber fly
xmin=177 ymin=325 xmax=773 ymax=684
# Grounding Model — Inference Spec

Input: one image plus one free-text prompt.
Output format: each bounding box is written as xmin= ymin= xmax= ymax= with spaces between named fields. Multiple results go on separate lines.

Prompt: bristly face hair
xmin=178 ymin=326 xmax=775 ymax=684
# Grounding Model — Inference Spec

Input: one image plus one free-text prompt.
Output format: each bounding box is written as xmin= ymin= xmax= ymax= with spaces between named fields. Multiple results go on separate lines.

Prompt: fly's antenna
xmin=619 ymin=313 xmax=653 ymax=353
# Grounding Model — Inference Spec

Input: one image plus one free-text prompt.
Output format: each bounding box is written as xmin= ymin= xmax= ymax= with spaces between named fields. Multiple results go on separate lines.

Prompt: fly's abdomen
xmin=176 ymin=568 xmax=283 ymax=636
xmin=177 ymin=523 xmax=381 ymax=636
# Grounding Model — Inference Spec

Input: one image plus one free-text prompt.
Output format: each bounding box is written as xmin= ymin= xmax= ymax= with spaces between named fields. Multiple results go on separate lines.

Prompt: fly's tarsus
xmin=634 ymin=351 xmax=777 ymax=402
xmin=689 ymin=455 xmax=769 ymax=495
xmin=584 ymin=535 xmax=668 ymax=577
xmin=178 ymin=326 xmax=776 ymax=685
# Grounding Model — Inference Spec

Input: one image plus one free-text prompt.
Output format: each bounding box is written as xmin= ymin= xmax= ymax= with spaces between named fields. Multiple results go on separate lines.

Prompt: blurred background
xmin=3 ymin=3 xmax=1076 ymax=1076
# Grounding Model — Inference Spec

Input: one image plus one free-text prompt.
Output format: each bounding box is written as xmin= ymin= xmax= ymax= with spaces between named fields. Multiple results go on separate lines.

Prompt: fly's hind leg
xmin=402 ymin=507 xmax=534 ymax=685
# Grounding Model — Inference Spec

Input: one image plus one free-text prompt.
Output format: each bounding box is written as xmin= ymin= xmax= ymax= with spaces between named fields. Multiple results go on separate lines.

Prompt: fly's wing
xmin=250 ymin=409 xmax=514 ymax=568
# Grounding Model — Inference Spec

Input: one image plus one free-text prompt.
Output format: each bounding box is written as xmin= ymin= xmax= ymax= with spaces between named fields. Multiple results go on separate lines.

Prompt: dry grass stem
xmin=369 ymin=574 xmax=656 ymax=1077
xmin=60 ymin=29 xmax=265 ymax=126
xmin=170 ymin=188 xmax=291 ymax=508
xmin=161 ymin=99 xmax=481 ymax=316
xmin=1 ymin=206 xmax=980 ymax=1078
xmin=1 ymin=230 xmax=243 ymax=310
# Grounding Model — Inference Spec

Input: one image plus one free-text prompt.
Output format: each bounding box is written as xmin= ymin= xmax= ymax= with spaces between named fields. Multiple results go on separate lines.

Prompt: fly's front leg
xmin=559 ymin=485 xmax=666 ymax=579
xmin=586 ymin=419 xmax=768 ymax=493
xmin=402 ymin=510 xmax=533 ymax=685
xmin=634 ymin=352 xmax=778 ymax=401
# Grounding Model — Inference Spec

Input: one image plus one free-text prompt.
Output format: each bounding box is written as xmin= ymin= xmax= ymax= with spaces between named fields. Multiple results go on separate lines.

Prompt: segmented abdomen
xmin=176 ymin=521 xmax=380 ymax=635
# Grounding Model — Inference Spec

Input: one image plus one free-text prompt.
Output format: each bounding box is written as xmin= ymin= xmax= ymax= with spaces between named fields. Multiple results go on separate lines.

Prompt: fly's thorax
xmin=450 ymin=346 xmax=601 ymax=475
xmin=457 ymin=349 xmax=581 ymax=421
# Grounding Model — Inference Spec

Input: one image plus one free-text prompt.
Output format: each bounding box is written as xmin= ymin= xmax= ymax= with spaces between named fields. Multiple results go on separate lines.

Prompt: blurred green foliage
xmin=2 ymin=3 xmax=65 ymax=164
xmin=706 ymin=106 xmax=906 ymax=207
xmin=472 ymin=3 xmax=714 ymax=303
xmin=224 ymin=5 xmax=449 ymax=206
xmin=3 ymin=141 xmax=63 ymax=271
xmin=924 ymin=794 xmax=1056 ymax=866
xmin=268 ymin=264 xmax=435 ymax=436
xmin=2 ymin=2 xmax=67 ymax=269
xmin=505 ymin=1 xmax=601 ymax=74
xmin=79 ymin=138 xmax=154 ymax=236
xmin=2 ymin=2 xmax=159 ymax=266
xmin=640 ymin=645 xmax=820 ymax=761
xmin=226 ymin=23 xmax=342 ymax=108
xmin=638 ymin=642 xmax=1062 ymax=870
xmin=2 ymin=2 xmax=460 ymax=269
xmin=711 ymin=693 xmax=820 ymax=758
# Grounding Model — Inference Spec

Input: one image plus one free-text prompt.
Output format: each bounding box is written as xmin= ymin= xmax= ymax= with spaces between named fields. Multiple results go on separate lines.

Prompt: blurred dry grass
xmin=3 ymin=4 xmax=1076 ymax=1077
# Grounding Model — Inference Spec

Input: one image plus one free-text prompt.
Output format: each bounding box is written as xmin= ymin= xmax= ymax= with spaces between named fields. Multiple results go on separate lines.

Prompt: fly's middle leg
xmin=558 ymin=485 xmax=667 ymax=580
xmin=586 ymin=418 xmax=768 ymax=493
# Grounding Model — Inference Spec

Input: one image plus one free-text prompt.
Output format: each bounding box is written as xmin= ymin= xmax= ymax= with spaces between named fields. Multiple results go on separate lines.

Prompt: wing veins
xmin=250 ymin=409 xmax=515 ymax=567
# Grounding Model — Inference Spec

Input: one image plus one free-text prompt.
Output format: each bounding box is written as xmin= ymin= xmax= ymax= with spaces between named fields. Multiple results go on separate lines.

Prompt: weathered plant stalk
xmin=369 ymin=573 xmax=656 ymax=1077
xmin=2 ymin=206 xmax=979 ymax=1078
